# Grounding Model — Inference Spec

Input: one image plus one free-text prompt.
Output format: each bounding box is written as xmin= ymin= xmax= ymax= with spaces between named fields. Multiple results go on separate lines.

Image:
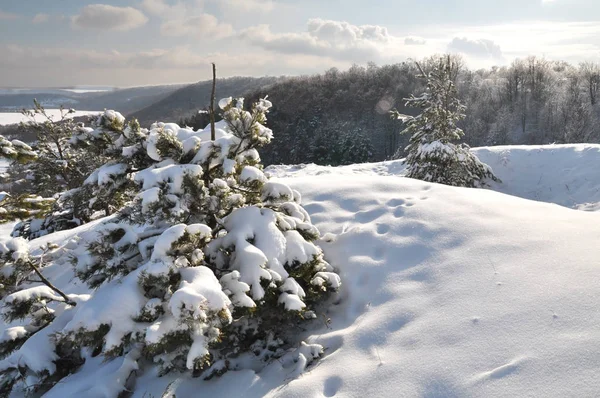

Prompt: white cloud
xmin=405 ymin=36 xmax=426 ymax=45
xmin=0 ymin=9 xmax=18 ymax=20
xmin=160 ymin=14 xmax=234 ymax=38
xmin=141 ymin=0 xmax=232 ymax=39
xmin=446 ymin=21 xmax=600 ymax=63
xmin=447 ymin=37 xmax=503 ymax=59
xmin=32 ymin=13 xmax=50 ymax=24
xmin=140 ymin=0 xmax=189 ymax=17
xmin=216 ymin=0 xmax=275 ymax=12
xmin=71 ymin=4 xmax=148 ymax=31
xmin=241 ymin=19 xmax=393 ymax=61
xmin=0 ymin=44 xmax=336 ymax=87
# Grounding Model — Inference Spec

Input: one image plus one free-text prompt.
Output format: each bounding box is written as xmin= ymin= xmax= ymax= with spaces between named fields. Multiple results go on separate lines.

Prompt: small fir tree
xmin=392 ymin=56 xmax=499 ymax=187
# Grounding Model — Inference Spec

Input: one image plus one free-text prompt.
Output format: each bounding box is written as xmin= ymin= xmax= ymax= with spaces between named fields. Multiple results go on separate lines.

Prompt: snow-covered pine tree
xmin=0 ymin=102 xmax=119 ymax=239
xmin=392 ymin=55 xmax=499 ymax=187
xmin=0 ymin=97 xmax=340 ymax=396
xmin=0 ymin=137 xmax=37 ymax=164
xmin=0 ymin=192 xmax=54 ymax=224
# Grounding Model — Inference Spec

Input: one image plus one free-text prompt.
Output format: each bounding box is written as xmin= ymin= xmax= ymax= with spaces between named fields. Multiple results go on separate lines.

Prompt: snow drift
xmin=267 ymin=143 xmax=600 ymax=212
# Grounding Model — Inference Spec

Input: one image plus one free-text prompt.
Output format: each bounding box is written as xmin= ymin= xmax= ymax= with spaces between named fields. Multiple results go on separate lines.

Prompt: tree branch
xmin=26 ymin=257 xmax=76 ymax=307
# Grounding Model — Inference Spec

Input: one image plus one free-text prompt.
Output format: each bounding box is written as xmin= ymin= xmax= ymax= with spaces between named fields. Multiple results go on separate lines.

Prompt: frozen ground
xmin=267 ymin=143 xmax=600 ymax=211
xmin=0 ymin=110 xmax=101 ymax=126
xmin=2 ymin=144 xmax=600 ymax=397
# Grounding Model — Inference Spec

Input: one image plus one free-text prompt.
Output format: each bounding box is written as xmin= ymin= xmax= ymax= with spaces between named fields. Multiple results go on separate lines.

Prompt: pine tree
xmin=0 ymin=97 xmax=340 ymax=396
xmin=391 ymin=56 xmax=499 ymax=187
xmin=0 ymin=101 xmax=117 ymax=239
xmin=0 ymin=193 xmax=54 ymax=224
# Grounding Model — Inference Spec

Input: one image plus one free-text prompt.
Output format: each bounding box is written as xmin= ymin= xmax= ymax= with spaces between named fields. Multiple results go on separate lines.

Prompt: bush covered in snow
xmin=0 ymin=101 xmax=119 ymax=238
xmin=0 ymin=97 xmax=340 ymax=396
xmin=392 ymin=56 xmax=499 ymax=187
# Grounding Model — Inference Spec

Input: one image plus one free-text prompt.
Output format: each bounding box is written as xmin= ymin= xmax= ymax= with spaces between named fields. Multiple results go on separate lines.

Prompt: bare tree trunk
xmin=210 ymin=63 xmax=217 ymax=141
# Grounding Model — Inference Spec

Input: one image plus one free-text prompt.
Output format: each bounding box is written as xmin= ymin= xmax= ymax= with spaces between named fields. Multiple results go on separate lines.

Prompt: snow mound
xmin=267 ymin=143 xmax=600 ymax=211
xmin=473 ymin=144 xmax=600 ymax=211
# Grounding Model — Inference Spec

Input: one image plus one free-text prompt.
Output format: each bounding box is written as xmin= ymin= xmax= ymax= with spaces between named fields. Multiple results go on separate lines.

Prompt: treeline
xmin=186 ymin=57 xmax=600 ymax=166
xmin=459 ymin=57 xmax=600 ymax=146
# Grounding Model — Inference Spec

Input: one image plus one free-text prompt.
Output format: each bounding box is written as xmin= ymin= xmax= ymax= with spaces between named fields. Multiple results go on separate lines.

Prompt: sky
xmin=0 ymin=0 xmax=599 ymax=87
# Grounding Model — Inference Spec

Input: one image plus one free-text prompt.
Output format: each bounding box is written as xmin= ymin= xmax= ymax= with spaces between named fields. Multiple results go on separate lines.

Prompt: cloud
xmin=140 ymin=0 xmax=188 ymax=16
xmin=216 ymin=0 xmax=275 ymax=12
xmin=71 ymin=4 xmax=148 ymax=31
xmin=404 ymin=36 xmax=426 ymax=45
xmin=447 ymin=37 xmax=503 ymax=59
xmin=32 ymin=13 xmax=50 ymax=24
xmin=241 ymin=19 xmax=392 ymax=61
xmin=0 ymin=9 xmax=18 ymax=20
xmin=160 ymin=14 xmax=234 ymax=38
xmin=141 ymin=0 xmax=232 ymax=39
xmin=0 ymin=44 xmax=336 ymax=87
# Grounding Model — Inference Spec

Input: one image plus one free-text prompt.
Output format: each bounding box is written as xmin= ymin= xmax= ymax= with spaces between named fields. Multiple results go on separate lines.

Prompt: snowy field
xmin=3 ymin=144 xmax=600 ymax=396
xmin=0 ymin=110 xmax=101 ymax=126
xmin=267 ymin=144 xmax=600 ymax=211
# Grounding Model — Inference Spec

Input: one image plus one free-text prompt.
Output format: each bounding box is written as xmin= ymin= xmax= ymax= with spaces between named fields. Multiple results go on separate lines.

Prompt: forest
xmin=182 ymin=56 xmax=600 ymax=166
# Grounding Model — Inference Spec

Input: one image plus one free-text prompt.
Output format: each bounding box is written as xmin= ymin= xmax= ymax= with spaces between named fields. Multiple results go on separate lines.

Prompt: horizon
xmin=1 ymin=0 xmax=600 ymax=87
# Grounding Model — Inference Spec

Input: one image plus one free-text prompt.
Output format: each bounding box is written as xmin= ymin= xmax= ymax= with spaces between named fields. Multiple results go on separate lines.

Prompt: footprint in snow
xmin=323 ymin=376 xmax=343 ymax=397
xmin=393 ymin=206 xmax=404 ymax=218
xmin=355 ymin=207 xmax=387 ymax=223
xmin=376 ymin=223 xmax=390 ymax=234
xmin=386 ymin=198 xmax=406 ymax=207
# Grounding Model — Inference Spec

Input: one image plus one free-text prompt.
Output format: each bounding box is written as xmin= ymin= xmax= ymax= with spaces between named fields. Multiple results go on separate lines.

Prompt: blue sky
xmin=0 ymin=0 xmax=599 ymax=87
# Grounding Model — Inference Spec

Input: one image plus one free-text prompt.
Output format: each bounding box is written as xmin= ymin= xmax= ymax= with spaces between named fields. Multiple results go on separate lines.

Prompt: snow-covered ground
xmin=3 ymin=144 xmax=600 ymax=397
xmin=0 ymin=110 xmax=101 ymax=126
xmin=267 ymin=143 xmax=600 ymax=211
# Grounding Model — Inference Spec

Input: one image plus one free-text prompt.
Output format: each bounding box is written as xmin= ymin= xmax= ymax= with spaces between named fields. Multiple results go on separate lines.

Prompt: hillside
xmin=267 ymin=144 xmax=600 ymax=211
xmin=128 ymin=76 xmax=284 ymax=126
xmin=0 ymin=85 xmax=184 ymax=115
xmin=2 ymin=144 xmax=600 ymax=396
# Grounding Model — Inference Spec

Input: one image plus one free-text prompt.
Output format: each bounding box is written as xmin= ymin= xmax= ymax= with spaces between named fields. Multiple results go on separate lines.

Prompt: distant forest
xmin=185 ymin=56 xmax=600 ymax=166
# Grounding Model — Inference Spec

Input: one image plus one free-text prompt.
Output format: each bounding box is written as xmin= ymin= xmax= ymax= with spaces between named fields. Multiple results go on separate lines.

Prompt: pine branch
xmin=26 ymin=255 xmax=76 ymax=307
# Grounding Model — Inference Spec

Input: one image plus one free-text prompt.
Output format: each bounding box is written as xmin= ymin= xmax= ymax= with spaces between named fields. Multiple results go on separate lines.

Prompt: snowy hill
xmin=267 ymin=144 xmax=600 ymax=212
xmin=3 ymin=144 xmax=600 ymax=396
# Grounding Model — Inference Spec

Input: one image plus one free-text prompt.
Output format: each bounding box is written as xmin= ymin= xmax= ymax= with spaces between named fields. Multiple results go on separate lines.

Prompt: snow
xmin=44 ymin=349 xmax=140 ymax=398
xmin=0 ymin=159 xmax=9 ymax=173
xmin=135 ymin=164 xmax=203 ymax=193
xmin=63 ymin=269 xmax=146 ymax=351
xmin=473 ymin=144 xmax=600 ymax=211
xmin=85 ymin=163 xmax=128 ymax=186
xmin=240 ymin=166 xmax=267 ymax=183
xmin=4 ymin=285 xmax=63 ymax=305
xmin=0 ymin=110 xmax=101 ymax=126
xmin=6 ymin=143 xmax=600 ymax=396
xmin=130 ymin=144 xmax=600 ymax=397
xmin=266 ymin=143 xmax=600 ymax=212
